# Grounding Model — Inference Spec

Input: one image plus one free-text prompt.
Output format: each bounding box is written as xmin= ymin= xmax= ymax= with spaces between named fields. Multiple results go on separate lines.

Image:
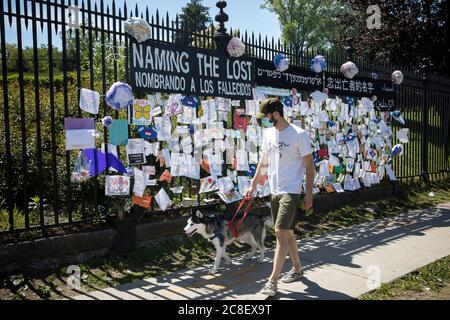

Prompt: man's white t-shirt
xmin=261 ymin=124 xmax=313 ymax=195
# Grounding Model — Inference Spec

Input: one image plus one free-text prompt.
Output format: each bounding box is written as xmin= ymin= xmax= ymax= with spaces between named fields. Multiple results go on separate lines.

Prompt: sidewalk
xmin=72 ymin=203 xmax=450 ymax=300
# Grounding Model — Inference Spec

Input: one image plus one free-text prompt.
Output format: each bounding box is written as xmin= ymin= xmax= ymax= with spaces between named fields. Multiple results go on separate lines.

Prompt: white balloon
xmin=340 ymin=61 xmax=358 ymax=79
xmin=124 ymin=17 xmax=152 ymax=43
xmin=392 ymin=70 xmax=404 ymax=85
xmin=227 ymin=37 xmax=246 ymax=58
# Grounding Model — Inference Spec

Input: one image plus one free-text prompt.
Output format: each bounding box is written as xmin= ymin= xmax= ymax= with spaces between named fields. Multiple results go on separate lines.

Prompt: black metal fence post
xmin=213 ymin=1 xmax=231 ymax=50
xmin=422 ymin=72 xmax=430 ymax=181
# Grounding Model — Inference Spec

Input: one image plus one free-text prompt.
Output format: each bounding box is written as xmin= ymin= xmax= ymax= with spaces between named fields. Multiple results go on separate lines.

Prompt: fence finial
xmin=214 ymin=1 xmax=231 ymax=50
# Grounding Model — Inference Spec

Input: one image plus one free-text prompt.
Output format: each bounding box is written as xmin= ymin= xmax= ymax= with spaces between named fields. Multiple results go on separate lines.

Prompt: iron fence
xmin=0 ymin=0 xmax=449 ymax=242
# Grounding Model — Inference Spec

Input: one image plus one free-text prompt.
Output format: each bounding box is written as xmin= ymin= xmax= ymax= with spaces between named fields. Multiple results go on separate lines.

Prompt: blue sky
xmin=141 ymin=0 xmax=281 ymax=39
xmin=4 ymin=0 xmax=282 ymax=47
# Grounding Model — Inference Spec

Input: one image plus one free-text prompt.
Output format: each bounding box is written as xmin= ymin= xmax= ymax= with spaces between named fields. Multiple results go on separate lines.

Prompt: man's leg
xmin=281 ymin=194 xmax=302 ymax=273
xmin=287 ymin=231 xmax=302 ymax=272
xmin=269 ymin=228 xmax=290 ymax=283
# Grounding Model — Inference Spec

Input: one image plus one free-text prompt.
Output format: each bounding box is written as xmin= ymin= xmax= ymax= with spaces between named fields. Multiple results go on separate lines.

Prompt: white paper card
xmin=66 ymin=129 xmax=96 ymax=150
xmin=79 ymin=88 xmax=100 ymax=114
xmin=155 ymin=188 xmax=173 ymax=211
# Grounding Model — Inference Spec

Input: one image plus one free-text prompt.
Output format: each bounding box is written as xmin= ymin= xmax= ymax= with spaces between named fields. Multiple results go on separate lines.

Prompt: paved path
xmin=72 ymin=203 xmax=450 ymax=300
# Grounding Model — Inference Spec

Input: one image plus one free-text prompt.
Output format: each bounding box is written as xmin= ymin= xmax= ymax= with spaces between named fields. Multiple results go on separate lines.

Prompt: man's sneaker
xmin=280 ymin=268 xmax=304 ymax=283
xmin=260 ymin=281 xmax=278 ymax=296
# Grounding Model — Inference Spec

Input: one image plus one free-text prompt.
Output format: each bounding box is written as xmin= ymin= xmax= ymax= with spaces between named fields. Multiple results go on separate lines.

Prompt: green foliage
xmin=0 ymin=30 xmax=127 ymax=230
xmin=0 ymin=205 xmax=24 ymax=232
xmin=337 ymin=0 xmax=448 ymax=75
xmin=261 ymin=0 xmax=349 ymax=53
xmin=174 ymin=0 xmax=212 ymax=45
xmin=3 ymin=274 xmax=27 ymax=291
xmin=1 ymin=43 xmax=64 ymax=74
xmin=35 ymin=284 xmax=52 ymax=299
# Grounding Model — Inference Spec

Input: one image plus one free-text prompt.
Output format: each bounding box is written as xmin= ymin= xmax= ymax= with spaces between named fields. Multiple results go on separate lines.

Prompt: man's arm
xmin=247 ymin=152 xmax=268 ymax=197
xmin=303 ymin=154 xmax=315 ymax=210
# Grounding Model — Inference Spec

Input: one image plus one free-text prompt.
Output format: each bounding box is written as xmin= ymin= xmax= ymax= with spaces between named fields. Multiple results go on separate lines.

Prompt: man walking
xmin=247 ymin=98 xmax=315 ymax=296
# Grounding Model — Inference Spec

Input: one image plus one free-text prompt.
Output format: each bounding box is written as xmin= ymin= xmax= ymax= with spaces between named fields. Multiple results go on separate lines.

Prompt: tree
xmin=337 ymin=0 xmax=449 ymax=75
xmin=261 ymin=0 xmax=349 ymax=54
xmin=175 ymin=0 xmax=212 ymax=45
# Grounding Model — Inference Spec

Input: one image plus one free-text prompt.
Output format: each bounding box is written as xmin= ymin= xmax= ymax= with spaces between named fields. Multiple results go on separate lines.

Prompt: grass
xmin=1 ymin=178 xmax=450 ymax=300
xmin=0 ymin=206 xmax=24 ymax=232
xmin=360 ymin=256 xmax=450 ymax=300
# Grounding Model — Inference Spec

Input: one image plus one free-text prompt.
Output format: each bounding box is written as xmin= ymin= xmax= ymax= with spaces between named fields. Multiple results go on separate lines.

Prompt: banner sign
xmin=255 ymin=59 xmax=396 ymax=101
xmin=254 ymin=59 xmax=322 ymax=92
xmin=324 ymin=74 xmax=396 ymax=100
xmin=130 ymin=39 xmax=396 ymax=103
xmin=130 ymin=39 xmax=255 ymax=100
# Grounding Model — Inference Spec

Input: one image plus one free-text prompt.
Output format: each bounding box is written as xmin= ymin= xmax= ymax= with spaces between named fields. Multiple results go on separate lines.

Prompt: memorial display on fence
xmin=65 ymin=19 xmax=408 ymax=212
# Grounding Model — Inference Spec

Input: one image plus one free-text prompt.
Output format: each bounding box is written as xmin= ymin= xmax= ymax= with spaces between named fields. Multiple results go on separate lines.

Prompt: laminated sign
xmin=65 ymin=118 xmax=96 ymax=150
xmin=126 ymin=139 xmax=146 ymax=165
xmin=129 ymin=99 xmax=152 ymax=125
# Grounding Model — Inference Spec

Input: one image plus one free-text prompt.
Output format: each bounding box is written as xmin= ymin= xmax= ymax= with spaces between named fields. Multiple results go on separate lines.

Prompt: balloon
xmin=391 ymin=111 xmax=405 ymax=126
xmin=106 ymin=82 xmax=133 ymax=110
xmin=392 ymin=70 xmax=404 ymax=85
xmin=124 ymin=17 xmax=152 ymax=43
xmin=227 ymin=37 xmax=246 ymax=58
xmin=341 ymin=61 xmax=358 ymax=79
xmin=102 ymin=116 xmax=113 ymax=127
xmin=392 ymin=144 xmax=404 ymax=157
xmin=274 ymin=53 xmax=289 ymax=72
xmin=311 ymin=55 xmax=327 ymax=73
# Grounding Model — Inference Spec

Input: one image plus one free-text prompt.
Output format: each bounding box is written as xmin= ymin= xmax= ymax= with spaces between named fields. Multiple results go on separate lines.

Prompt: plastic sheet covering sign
xmin=325 ymin=74 xmax=396 ymax=110
xmin=255 ymin=59 xmax=322 ymax=92
xmin=130 ymin=39 xmax=255 ymax=100
xmin=254 ymin=58 xmax=396 ymax=109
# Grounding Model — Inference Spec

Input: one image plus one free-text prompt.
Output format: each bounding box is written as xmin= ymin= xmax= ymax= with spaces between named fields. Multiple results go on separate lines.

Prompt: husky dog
xmin=183 ymin=210 xmax=273 ymax=274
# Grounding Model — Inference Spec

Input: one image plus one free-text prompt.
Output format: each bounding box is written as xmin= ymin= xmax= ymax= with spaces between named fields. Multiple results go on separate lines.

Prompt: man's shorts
xmin=270 ymin=194 xmax=301 ymax=230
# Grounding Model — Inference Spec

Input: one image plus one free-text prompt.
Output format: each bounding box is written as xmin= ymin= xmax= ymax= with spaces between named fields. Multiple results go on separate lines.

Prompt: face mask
xmin=262 ymin=117 xmax=274 ymax=128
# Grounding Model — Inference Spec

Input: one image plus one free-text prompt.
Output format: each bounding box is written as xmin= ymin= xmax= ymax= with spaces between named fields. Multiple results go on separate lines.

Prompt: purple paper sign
xmin=65 ymin=118 xmax=95 ymax=130
xmin=83 ymin=149 xmax=127 ymax=177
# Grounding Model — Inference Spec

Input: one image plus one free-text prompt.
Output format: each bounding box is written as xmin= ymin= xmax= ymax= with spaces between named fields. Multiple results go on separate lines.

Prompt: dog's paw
xmin=209 ymin=268 xmax=218 ymax=275
xmin=257 ymin=257 xmax=265 ymax=264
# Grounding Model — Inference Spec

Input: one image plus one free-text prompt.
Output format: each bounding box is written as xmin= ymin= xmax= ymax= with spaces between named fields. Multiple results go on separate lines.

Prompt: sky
xmin=142 ymin=0 xmax=282 ymax=39
xmin=3 ymin=0 xmax=282 ymax=48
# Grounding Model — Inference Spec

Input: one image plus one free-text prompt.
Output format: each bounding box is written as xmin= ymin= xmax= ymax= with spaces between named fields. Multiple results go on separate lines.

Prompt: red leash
xmin=227 ymin=195 xmax=253 ymax=238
